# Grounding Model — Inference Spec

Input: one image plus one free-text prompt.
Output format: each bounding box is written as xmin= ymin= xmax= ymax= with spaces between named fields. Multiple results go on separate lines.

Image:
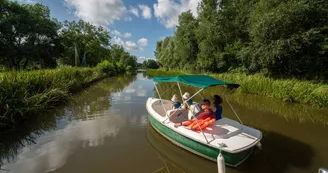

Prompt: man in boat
xmin=212 ymin=95 xmax=223 ymax=120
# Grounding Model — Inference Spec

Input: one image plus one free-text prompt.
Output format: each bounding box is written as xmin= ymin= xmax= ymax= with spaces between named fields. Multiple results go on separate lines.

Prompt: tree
xmin=110 ymin=44 xmax=125 ymax=62
xmin=59 ymin=20 xmax=110 ymax=67
xmin=174 ymin=11 xmax=198 ymax=71
xmin=195 ymin=0 xmax=223 ymax=72
xmin=0 ymin=1 xmax=62 ymax=69
xmin=154 ymin=0 xmax=328 ymax=79
xmin=145 ymin=59 xmax=159 ymax=69
xmin=247 ymin=0 xmax=328 ymax=78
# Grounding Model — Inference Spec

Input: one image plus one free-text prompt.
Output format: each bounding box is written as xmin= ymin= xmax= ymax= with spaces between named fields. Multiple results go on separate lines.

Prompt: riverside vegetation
xmin=155 ymin=0 xmax=328 ymax=80
xmin=0 ymin=61 xmax=124 ymax=129
xmin=147 ymin=69 xmax=328 ymax=108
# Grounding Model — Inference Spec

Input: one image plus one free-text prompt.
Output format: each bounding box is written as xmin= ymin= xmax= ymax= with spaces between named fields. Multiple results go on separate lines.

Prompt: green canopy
xmin=153 ymin=75 xmax=239 ymax=89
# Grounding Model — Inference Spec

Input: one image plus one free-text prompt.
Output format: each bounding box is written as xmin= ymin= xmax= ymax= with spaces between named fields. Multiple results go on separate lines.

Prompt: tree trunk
xmin=74 ymin=42 xmax=79 ymax=67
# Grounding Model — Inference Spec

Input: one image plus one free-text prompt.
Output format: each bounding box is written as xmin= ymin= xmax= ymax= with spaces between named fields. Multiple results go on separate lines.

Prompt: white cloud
xmin=138 ymin=4 xmax=152 ymax=19
xmin=129 ymin=6 xmax=139 ymax=17
xmin=64 ymin=0 xmax=126 ymax=26
xmin=123 ymin=33 xmax=132 ymax=38
xmin=113 ymin=36 xmax=125 ymax=46
xmin=138 ymin=38 xmax=148 ymax=46
xmin=125 ymin=41 xmax=138 ymax=51
xmin=153 ymin=0 xmax=201 ymax=28
xmin=137 ymin=56 xmax=154 ymax=63
xmin=112 ymin=30 xmax=121 ymax=36
xmin=124 ymin=16 xmax=132 ymax=22
xmin=113 ymin=36 xmax=138 ymax=51
xmin=138 ymin=56 xmax=147 ymax=63
xmin=14 ymin=0 xmax=36 ymax=4
xmin=112 ymin=30 xmax=132 ymax=38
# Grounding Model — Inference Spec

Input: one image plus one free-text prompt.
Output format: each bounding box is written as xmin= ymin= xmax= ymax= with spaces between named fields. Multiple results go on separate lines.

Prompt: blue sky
xmin=14 ymin=0 xmax=201 ymax=62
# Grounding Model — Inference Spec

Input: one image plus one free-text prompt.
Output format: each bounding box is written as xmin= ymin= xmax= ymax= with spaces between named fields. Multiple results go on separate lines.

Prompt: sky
xmin=13 ymin=0 xmax=201 ymax=62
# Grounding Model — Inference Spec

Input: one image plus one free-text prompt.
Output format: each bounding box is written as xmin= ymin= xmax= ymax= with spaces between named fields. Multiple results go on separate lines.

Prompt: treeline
xmin=0 ymin=0 xmax=137 ymax=71
xmin=155 ymin=0 xmax=328 ymax=80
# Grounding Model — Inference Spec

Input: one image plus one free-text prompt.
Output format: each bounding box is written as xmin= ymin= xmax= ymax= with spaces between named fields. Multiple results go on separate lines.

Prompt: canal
xmin=1 ymin=72 xmax=327 ymax=173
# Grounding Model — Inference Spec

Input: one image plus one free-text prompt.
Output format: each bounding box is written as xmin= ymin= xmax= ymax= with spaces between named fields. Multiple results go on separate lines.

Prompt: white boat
xmin=146 ymin=75 xmax=262 ymax=167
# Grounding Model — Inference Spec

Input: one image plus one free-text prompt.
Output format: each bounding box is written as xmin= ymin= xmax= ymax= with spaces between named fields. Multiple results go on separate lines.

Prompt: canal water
xmin=1 ymin=73 xmax=328 ymax=173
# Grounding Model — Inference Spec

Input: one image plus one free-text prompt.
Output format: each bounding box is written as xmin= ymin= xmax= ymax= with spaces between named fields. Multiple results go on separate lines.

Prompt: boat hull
xmin=148 ymin=113 xmax=254 ymax=167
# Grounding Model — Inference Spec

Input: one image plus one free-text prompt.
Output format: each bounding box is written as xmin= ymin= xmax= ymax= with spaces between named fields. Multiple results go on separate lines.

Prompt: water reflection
xmin=0 ymin=74 xmax=137 ymax=172
xmin=146 ymin=125 xmax=217 ymax=173
xmin=0 ymin=112 xmax=58 ymax=168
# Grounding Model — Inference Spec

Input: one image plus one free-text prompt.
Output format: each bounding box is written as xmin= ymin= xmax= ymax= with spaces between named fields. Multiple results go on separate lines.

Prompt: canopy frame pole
xmin=177 ymin=82 xmax=184 ymax=100
xmin=193 ymin=86 xmax=204 ymax=100
xmin=190 ymin=114 xmax=210 ymax=144
xmin=225 ymin=97 xmax=243 ymax=125
xmin=218 ymin=86 xmax=243 ymax=125
xmin=153 ymin=82 xmax=168 ymax=117
xmin=187 ymin=88 xmax=209 ymax=144
xmin=162 ymin=88 xmax=204 ymax=123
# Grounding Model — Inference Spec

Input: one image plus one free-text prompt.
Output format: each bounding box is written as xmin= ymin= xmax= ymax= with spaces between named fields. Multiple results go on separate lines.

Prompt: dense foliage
xmin=143 ymin=59 xmax=159 ymax=69
xmin=0 ymin=0 xmax=137 ymax=70
xmin=155 ymin=0 xmax=328 ymax=80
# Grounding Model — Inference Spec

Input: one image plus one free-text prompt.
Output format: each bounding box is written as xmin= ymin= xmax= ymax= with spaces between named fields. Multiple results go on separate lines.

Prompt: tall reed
xmin=0 ymin=65 xmax=115 ymax=129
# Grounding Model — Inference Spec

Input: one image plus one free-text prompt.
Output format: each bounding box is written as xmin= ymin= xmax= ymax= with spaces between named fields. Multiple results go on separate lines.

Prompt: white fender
xmin=256 ymin=142 xmax=262 ymax=150
xmin=217 ymin=153 xmax=226 ymax=173
xmin=319 ymin=168 xmax=328 ymax=173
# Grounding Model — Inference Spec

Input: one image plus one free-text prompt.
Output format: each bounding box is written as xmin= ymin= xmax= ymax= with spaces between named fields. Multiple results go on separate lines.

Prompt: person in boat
xmin=212 ymin=95 xmax=223 ymax=120
xmin=171 ymin=94 xmax=181 ymax=109
xmin=174 ymin=99 xmax=215 ymax=128
xmin=196 ymin=99 xmax=216 ymax=120
xmin=182 ymin=92 xmax=193 ymax=109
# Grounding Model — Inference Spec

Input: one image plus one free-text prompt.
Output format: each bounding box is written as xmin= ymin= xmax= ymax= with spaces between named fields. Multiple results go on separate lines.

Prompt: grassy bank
xmin=0 ymin=61 xmax=122 ymax=129
xmin=146 ymin=69 xmax=328 ymax=108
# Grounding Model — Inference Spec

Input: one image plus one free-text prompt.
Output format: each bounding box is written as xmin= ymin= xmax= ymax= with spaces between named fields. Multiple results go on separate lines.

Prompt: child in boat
xmin=174 ymin=99 xmax=215 ymax=128
xmin=182 ymin=92 xmax=193 ymax=109
xmin=212 ymin=95 xmax=223 ymax=120
xmin=171 ymin=94 xmax=181 ymax=109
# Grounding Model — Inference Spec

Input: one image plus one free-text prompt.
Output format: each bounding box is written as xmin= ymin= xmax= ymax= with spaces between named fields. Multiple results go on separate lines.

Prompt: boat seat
xmin=167 ymin=109 xmax=189 ymax=123
xmin=188 ymin=104 xmax=201 ymax=120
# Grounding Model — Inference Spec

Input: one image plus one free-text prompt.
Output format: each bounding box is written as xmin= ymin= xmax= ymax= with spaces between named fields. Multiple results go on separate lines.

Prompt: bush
xmin=114 ymin=62 xmax=126 ymax=73
xmin=96 ymin=60 xmax=116 ymax=76
xmin=126 ymin=65 xmax=133 ymax=72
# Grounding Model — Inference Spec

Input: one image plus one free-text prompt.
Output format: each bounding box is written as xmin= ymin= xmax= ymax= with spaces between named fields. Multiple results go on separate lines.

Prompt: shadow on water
xmin=147 ymin=124 xmax=315 ymax=173
xmin=236 ymin=129 xmax=314 ymax=173
xmin=0 ymin=74 xmax=137 ymax=170
xmin=146 ymin=124 xmax=217 ymax=173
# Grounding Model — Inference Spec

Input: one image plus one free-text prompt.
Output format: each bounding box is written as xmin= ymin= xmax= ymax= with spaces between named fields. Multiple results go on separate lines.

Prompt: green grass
xmin=0 ymin=63 xmax=121 ymax=129
xmin=146 ymin=69 xmax=328 ymax=107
